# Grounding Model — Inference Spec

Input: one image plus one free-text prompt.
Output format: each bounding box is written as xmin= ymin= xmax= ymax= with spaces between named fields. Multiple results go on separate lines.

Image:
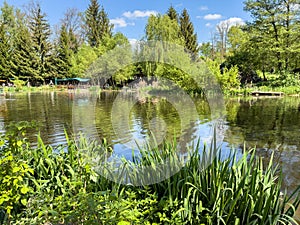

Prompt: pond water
xmin=1 ymin=91 xmax=300 ymax=193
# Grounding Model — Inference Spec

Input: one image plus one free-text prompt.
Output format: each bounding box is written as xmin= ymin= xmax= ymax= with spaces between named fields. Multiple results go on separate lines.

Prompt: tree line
xmin=200 ymin=0 xmax=300 ymax=83
xmin=1 ymin=0 xmax=299 ymax=87
xmin=0 ymin=0 xmax=122 ymax=84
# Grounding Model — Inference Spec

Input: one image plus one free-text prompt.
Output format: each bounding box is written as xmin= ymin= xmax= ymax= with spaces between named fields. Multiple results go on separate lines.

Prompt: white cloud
xmin=129 ymin=38 xmax=138 ymax=46
xmin=199 ymin=6 xmax=208 ymax=11
xmin=123 ymin=10 xmax=158 ymax=19
xmin=110 ymin=18 xmax=134 ymax=28
xmin=218 ymin=17 xmax=245 ymax=28
xmin=204 ymin=14 xmax=222 ymax=20
xmin=205 ymin=23 xmax=212 ymax=27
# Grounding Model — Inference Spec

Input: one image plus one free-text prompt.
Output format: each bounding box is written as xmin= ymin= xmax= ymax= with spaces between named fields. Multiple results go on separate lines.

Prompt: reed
xmin=0 ymin=123 xmax=299 ymax=224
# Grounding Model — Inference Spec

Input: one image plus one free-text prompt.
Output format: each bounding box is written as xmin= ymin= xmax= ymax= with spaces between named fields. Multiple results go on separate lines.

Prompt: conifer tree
xmin=0 ymin=23 xmax=11 ymax=79
xmin=55 ymin=24 xmax=74 ymax=78
xmin=28 ymin=2 xmax=52 ymax=81
xmin=10 ymin=21 xmax=36 ymax=81
xmin=167 ymin=5 xmax=178 ymax=23
xmin=0 ymin=2 xmax=18 ymax=80
xmin=179 ymin=9 xmax=199 ymax=58
xmin=85 ymin=0 xmax=113 ymax=47
xmin=99 ymin=6 xmax=112 ymax=39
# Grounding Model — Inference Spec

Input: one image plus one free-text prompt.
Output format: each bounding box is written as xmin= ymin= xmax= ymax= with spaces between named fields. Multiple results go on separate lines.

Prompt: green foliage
xmin=225 ymin=25 xmax=266 ymax=84
xmin=84 ymin=0 xmax=113 ymax=47
xmin=0 ymin=23 xmax=11 ymax=79
xmin=0 ymin=2 xmax=17 ymax=31
xmin=28 ymin=2 xmax=53 ymax=81
xmin=0 ymin=152 xmax=33 ymax=221
xmin=86 ymin=43 xmax=133 ymax=85
xmin=54 ymin=24 xmax=77 ymax=78
xmin=1 ymin=1 xmax=300 ymax=93
xmin=70 ymin=32 xmax=129 ymax=79
xmin=182 ymin=149 xmax=300 ymax=224
xmin=0 ymin=121 xmax=299 ymax=224
xmin=10 ymin=77 xmax=25 ymax=91
xmin=134 ymin=12 xmax=203 ymax=94
xmin=145 ymin=14 xmax=184 ymax=45
xmin=166 ymin=5 xmax=178 ymax=22
xmin=103 ymin=32 xmax=129 ymax=50
xmin=10 ymin=20 xmax=36 ymax=81
xmin=270 ymin=72 xmax=300 ymax=87
xmin=199 ymin=42 xmax=213 ymax=60
xmin=0 ymin=2 xmax=18 ymax=80
xmin=154 ymin=63 xmax=200 ymax=93
xmin=206 ymin=59 xmax=240 ymax=91
xmin=179 ymin=9 xmax=199 ymax=58
xmin=242 ymin=0 xmax=300 ymax=72
xmin=221 ymin=0 xmax=300 ymax=87
xmin=0 ymin=121 xmax=37 ymax=222
xmin=70 ymin=44 xmax=98 ymax=77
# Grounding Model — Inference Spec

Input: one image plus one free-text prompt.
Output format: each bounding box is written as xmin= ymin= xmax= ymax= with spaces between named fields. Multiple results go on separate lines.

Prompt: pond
xmin=1 ymin=91 xmax=300 ymax=193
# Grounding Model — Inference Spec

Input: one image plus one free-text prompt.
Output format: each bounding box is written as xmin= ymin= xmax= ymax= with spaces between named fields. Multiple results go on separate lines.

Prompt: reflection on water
xmin=72 ymin=90 xmax=219 ymax=159
xmin=0 ymin=92 xmax=74 ymax=145
xmin=225 ymin=96 xmax=300 ymax=193
xmin=1 ymin=92 xmax=300 ymax=193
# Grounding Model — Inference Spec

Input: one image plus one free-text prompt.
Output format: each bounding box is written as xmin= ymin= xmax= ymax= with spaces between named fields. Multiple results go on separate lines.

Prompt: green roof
xmin=56 ymin=78 xmax=90 ymax=83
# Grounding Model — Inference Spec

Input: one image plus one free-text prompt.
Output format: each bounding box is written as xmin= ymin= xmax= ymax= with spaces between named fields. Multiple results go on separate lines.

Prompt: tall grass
xmin=119 ymin=138 xmax=300 ymax=224
xmin=0 ymin=122 xmax=299 ymax=224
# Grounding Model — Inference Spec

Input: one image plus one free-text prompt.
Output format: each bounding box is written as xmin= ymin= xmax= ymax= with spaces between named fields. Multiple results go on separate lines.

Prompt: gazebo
xmin=54 ymin=78 xmax=90 ymax=85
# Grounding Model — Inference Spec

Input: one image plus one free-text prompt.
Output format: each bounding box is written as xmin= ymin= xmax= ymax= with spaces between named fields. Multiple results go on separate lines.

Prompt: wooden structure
xmin=251 ymin=91 xmax=284 ymax=96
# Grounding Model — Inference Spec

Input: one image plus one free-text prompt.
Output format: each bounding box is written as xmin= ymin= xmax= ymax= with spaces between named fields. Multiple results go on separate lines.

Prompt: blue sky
xmin=4 ymin=0 xmax=251 ymax=43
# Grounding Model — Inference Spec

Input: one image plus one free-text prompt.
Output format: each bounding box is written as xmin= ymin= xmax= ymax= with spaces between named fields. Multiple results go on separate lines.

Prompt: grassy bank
xmin=225 ymin=86 xmax=300 ymax=96
xmin=224 ymin=72 xmax=300 ymax=96
xmin=2 ymin=75 xmax=300 ymax=97
xmin=0 ymin=122 xmax=299 ymax=224
xmin=2 ymin=85 xmax=58 ymax=93
xmin=1 ymin=85 xmax=103 ymax=94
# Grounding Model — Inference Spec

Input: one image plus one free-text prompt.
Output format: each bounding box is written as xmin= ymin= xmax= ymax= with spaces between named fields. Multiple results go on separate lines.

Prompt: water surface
xmin=1 ymin=91 xmax=300 ymax=193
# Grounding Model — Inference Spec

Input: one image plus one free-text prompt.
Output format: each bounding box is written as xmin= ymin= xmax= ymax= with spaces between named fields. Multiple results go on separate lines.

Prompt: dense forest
xmin=0 ymin=0 xmax=300 ymax=90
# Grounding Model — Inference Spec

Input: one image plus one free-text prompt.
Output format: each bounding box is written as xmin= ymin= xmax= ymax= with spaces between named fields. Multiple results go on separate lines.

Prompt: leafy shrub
xmin=206 ymin=59 xmax=240 ymax=91
xmin=0 ymin=152 xmax=33 ymax=223
xmin=10 ymin=78 xmax=26 ymax=91
xmin=270 ymin=72 xmax=300 ymax=87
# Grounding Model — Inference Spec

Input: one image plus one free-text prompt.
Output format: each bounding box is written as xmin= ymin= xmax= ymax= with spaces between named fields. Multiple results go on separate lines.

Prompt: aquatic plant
xmin=0 ymin=122 xmax=299 ymax=224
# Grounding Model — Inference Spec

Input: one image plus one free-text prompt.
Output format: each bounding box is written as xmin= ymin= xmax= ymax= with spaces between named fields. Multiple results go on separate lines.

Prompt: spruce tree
xmin=167 ymin=5 xmax=178 ymax=23
xmin=28 ymin=3 xmax=52 ymax=81
xmin=85 ymin=0 xmax=113 ymax=47
xmin=179 ymin=9 xmax=199 ymax=58
xmin=0 ymin=23 xmax=11 ymax=79
xmin=0 ymin=2 xmax=18 ymax=80
xmin=99 ymin=6 xmax=112 ymax=39
xmin=10 ymin=21 xmax=36 ymax=81
xmin=55 ymin=24 xmax=74 ymax=78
